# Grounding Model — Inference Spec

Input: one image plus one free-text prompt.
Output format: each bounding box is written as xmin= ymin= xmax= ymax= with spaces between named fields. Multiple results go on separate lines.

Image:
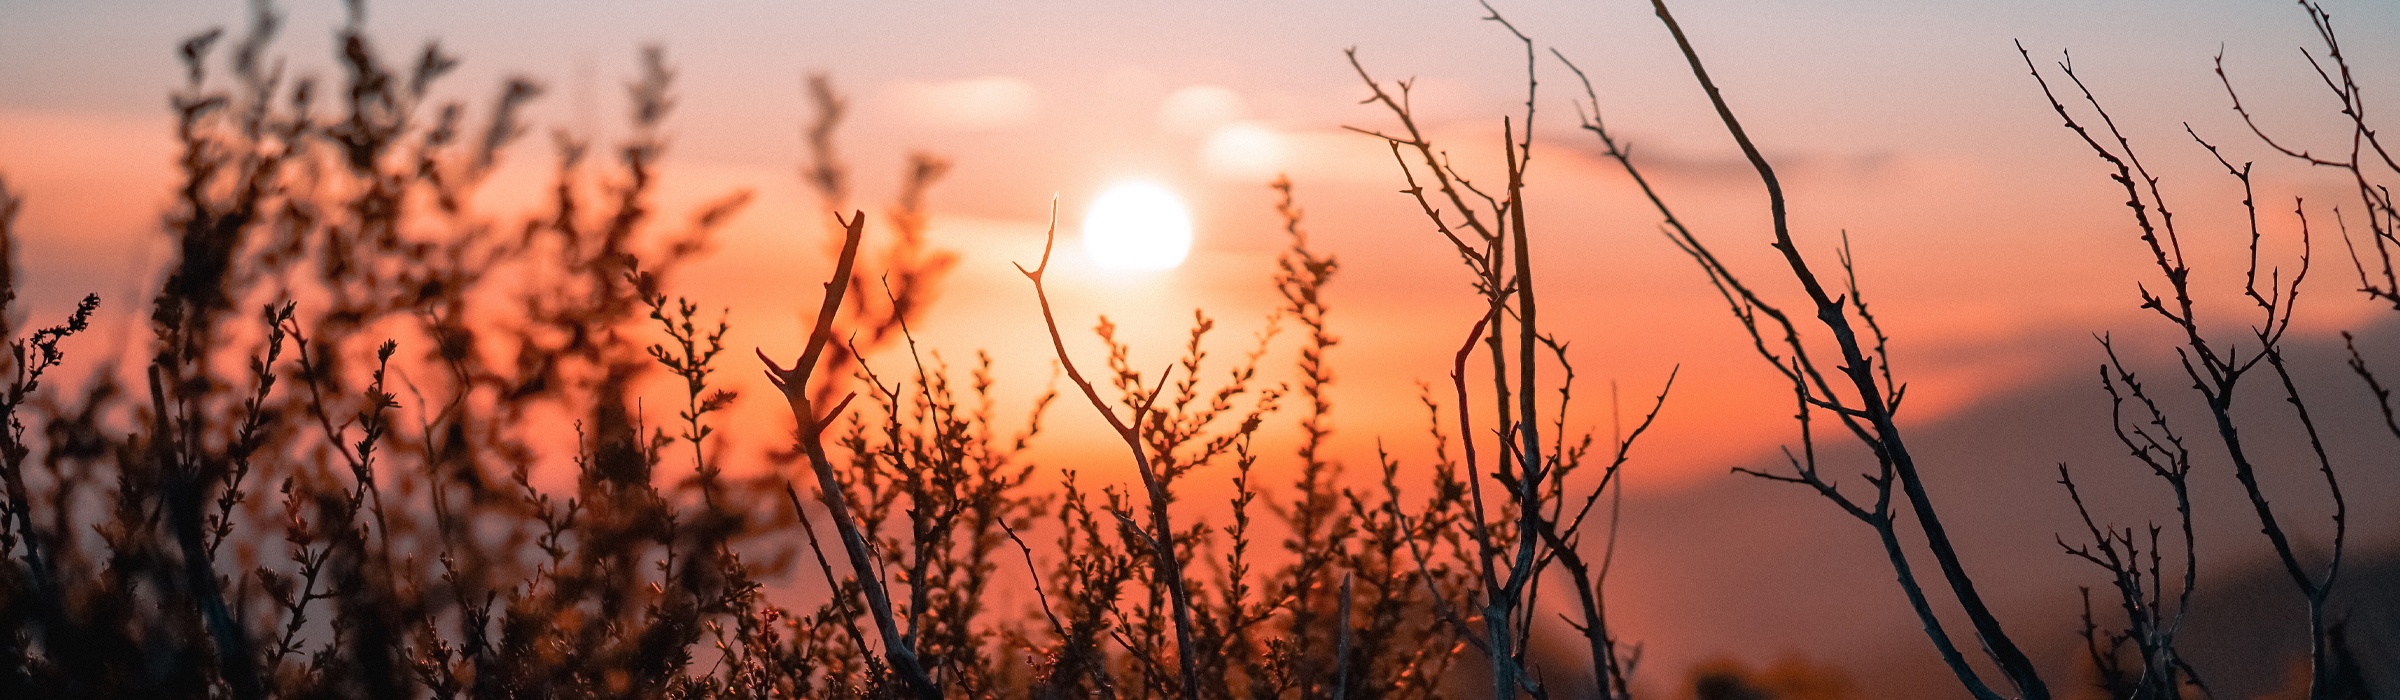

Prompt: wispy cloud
xmin=888 ymin=76 xmax=1039 ymax=132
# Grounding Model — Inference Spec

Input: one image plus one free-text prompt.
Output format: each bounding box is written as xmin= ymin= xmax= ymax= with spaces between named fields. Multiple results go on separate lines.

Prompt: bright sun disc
xmin=1082 ymin=183 xmax=1193 ymax=271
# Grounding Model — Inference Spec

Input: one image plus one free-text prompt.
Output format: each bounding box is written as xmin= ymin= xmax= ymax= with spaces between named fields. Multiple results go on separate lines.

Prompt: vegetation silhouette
xmin=0 ymin=1 xmax=2390 ymax=699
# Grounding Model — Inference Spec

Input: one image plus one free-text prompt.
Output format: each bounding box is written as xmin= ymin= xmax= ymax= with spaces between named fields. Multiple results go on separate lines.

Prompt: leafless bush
xmin=7 ymin=2 xmax=2385 ymax=700
xmin=1542 ymin=1 xmax=2391 ymax=699
xmin=1344 ymin=4 xmax=1674 ymax=699
xmin=2017 ymin=2 xmax=2392 ymax=697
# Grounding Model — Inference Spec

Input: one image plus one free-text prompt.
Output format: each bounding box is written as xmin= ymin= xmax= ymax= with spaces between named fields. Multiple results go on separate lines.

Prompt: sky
xmin=7 ymin=0 xmax=2391 ymax=479
xmin=4 ymin=0 xmax=2399 ymax=695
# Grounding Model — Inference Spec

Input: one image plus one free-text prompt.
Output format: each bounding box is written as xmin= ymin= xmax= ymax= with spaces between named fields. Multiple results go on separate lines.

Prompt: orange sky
xmin=4 ymin=1 xmax=2399 ymax=695
xmin=6 ymin=0 xmax=2390 ymax=480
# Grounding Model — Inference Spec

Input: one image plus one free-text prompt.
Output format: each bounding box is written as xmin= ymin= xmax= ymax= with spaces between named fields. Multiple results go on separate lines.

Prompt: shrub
xmin=1 ymin=1 xmax=2389 ymax=700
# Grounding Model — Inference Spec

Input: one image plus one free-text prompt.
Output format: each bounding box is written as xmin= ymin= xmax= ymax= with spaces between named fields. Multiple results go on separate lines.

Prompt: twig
xmin=1016 ymin=200 xmax=1204 ymax=700
xmin=760 ymin=210 xmax=941 ymax=700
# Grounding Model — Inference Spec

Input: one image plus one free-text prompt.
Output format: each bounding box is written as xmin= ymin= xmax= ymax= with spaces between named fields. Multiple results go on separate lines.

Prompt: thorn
xmin=815 ymin=392 xmax=857 ymax=436
xmin=756 ymin=348 xmax=789 ymax=375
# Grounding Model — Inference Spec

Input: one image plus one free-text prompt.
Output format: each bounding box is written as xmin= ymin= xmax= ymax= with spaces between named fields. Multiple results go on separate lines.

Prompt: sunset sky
xmin=4 ymin=0 xmax=2398 ymax=695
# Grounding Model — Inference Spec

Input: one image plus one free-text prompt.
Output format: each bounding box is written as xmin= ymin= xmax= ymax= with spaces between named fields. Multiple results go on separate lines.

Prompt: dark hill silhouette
xmin=1603 ymin=318 xmax=2400 ymax=699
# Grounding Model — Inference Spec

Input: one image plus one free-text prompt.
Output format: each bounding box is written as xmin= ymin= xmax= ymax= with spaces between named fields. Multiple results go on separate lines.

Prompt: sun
xmin=1082 ymin=182 xmax=1193 ymax=271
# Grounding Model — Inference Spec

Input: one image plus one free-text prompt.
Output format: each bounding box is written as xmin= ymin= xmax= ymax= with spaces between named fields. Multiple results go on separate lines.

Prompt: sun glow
xmin=1081 ymin=182 xmax=1193 ymax=271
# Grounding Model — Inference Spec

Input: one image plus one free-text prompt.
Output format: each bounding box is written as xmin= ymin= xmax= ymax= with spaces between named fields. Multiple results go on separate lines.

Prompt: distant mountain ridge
xmin=1597 ymin=319 xmax=2400 ymax=699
